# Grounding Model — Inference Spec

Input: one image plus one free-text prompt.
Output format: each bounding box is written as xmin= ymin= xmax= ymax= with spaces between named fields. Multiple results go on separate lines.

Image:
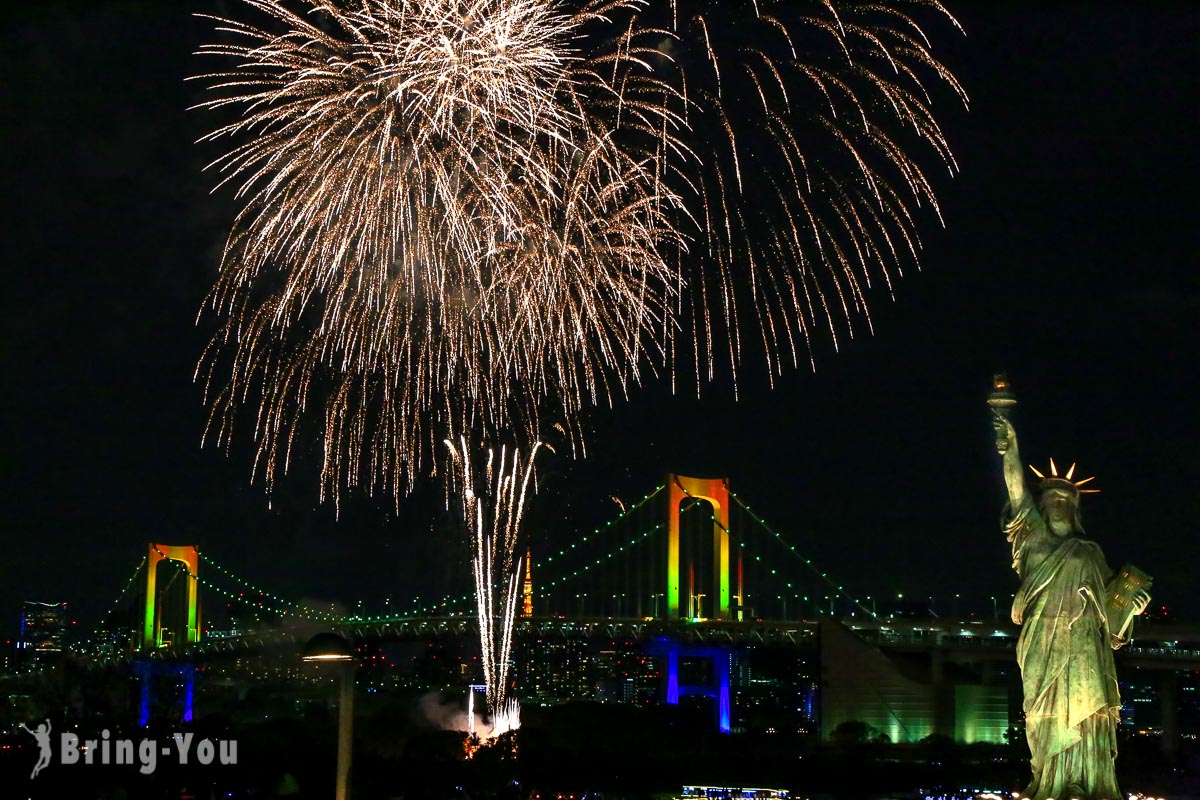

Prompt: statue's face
xmin=1041 ymin=489 xmax=1078 ymax=536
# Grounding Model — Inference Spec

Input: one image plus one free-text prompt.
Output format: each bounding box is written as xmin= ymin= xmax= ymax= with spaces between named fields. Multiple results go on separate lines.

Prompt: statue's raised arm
xmin=993 ymin=413 xmax=1026 ymax=509
xmin=988 ymin=374 xmax=1026 ymax=510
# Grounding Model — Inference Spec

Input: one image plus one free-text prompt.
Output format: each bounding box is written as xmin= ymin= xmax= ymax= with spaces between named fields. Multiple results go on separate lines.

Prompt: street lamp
xmin=302 ymin=633 xmax=355 ymax=800
xmin=612 ymin=593 xmax=626 ymax=617
xmin=693 ymin=593 xmax=707 ymax=619
xmin=576 ymin=593 xmax=588 ymax=617
xmin=732 ymin=593 xmax=747 ymax=622
xmin=651 ymin=592 xmax=664 ymax=619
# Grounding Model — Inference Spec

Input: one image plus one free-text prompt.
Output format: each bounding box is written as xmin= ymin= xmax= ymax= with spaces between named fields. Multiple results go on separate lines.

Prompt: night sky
xmin=3 ymin=2 xmax=1197 ymax=635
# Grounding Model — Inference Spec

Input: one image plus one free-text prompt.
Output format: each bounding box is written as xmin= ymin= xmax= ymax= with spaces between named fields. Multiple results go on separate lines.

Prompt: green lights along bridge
xmin=80 ymin=474 xmax=873 ymax=654
xmin=78 ymin=473 xmax=1200 ymax=669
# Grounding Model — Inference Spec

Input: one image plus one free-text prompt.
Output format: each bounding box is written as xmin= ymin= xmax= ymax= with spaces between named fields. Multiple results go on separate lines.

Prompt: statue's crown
xmin=1028 ymin=458 xmax=1099 ymax=494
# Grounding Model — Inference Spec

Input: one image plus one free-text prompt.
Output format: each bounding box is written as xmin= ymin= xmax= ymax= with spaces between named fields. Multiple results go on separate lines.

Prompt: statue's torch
xmin=988 ymin=373 xmax=1017 ymax=452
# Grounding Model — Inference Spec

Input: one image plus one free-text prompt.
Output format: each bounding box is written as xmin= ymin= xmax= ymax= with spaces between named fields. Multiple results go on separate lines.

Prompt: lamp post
xmin=732 ymin=593 xmax=747 ymax=622
xmin=303 ymin=633 xmax=355 ymax=800
xmin=651 ymin=592 xmax=664 ymax=619
xmin=612 ymin=593 xmax=625 ymax=617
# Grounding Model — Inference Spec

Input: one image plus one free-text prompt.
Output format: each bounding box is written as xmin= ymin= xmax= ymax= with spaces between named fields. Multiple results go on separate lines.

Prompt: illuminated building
xmin=731 ymin=647 xmax=818 ymax=735
xmin=516 ymin=635 xmax=666 ymax=706
xmin=522 ymin=548 xmax=534 ymax=618
xmin=678 ymin=787 xmax=789 ymax=799
xmin=517 ymin=637 xmax=588 ymax=703
xmin=591 ymin=640 xmax=661 ymax=705
xmin=19 ymin=601 xmax=68 ymax=664
xmin=88 ymin=623 xmax=137 ymax=657
xmin=412 ymin=639 xmax=477 ymax=690
xmin=820 ymin=620 xmax=1010 ymax=743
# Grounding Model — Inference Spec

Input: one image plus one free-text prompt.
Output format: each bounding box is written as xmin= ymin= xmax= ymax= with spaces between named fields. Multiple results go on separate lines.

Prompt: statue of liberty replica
xmin=989 ymin=375 xmax=1151 ymax=800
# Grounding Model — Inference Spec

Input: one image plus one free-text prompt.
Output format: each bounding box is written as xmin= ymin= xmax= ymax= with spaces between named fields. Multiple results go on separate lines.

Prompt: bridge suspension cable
xmin=123 ymin=478 xmax=879 ymax=632
xmin=729 ymin=491 xmax=876 ymax=618
xmin=199 ymin=551 xmax=349 ymax=622
xmin=666 ymin=476 xmax=874 ymax=619
xmin=80 ymin=556 xmax=147 ymax=651
xmin=529 ymin=483 xmax=667 ymax=616
xmin=349 ymin=486 xmax=670 ymax=621
xmin=537 ymin=523 xmax=665 ymax=593
xmin=537 ymin=484 xmax=664 ymax=569
xmin=155 ymin=546 xmax=346 ymax=625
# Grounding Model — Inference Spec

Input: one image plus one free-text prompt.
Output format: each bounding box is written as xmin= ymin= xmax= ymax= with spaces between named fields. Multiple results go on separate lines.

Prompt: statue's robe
xmin=1005 ymin=495 xmax=1127 ymax=800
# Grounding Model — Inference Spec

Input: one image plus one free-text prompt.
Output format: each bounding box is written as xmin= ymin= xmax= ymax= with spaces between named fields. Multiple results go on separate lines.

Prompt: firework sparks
xmin=195 ymin=0 xmax=692 ymax=505
xmin=490 ymin=697 xmax=522 ymax=737
xmin=445 ymin=437 xmax=539 ymax=721
xmin=195 ymin=0 xmax=963 ymax=505
xmin=194 ymin=0 xmax=964 ymax=736
xmin=653 ymin=0 xmax=967 ymax=390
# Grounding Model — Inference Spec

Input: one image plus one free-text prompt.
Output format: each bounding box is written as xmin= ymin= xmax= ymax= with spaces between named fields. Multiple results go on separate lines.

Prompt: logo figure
xmin=18 ymin=719 xmax=52 ymax=780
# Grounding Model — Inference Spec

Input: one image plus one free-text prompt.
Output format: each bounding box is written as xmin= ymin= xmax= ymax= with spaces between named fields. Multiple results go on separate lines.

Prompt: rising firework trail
xmin=445 ymin=437 xmax=540 ymax=725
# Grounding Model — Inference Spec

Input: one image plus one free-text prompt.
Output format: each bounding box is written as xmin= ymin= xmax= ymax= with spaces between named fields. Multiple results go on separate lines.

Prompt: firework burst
xmin=194 ymin=0 xmax=964 ymax=729
xmin=195 ymin=0 xmax=963 ymax=504
xmin=663 ymin=0 xmax=966 ymax=388
xmin=195 ymin=0 xmax=688 ymax=504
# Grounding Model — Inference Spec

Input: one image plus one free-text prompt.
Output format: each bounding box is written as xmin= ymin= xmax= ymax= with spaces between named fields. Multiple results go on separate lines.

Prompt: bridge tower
xmin=666 ymin=475 xmax=738 ymax=620
xmin=143 ymin=543 xmax=201 ymax=650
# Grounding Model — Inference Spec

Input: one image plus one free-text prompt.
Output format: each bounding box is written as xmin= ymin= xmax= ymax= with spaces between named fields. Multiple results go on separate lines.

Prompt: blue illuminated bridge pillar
xmin=132 ymin=660 xmax=195 ymax=728
xmin=658 ymin=640 xmax=732 ymax=734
